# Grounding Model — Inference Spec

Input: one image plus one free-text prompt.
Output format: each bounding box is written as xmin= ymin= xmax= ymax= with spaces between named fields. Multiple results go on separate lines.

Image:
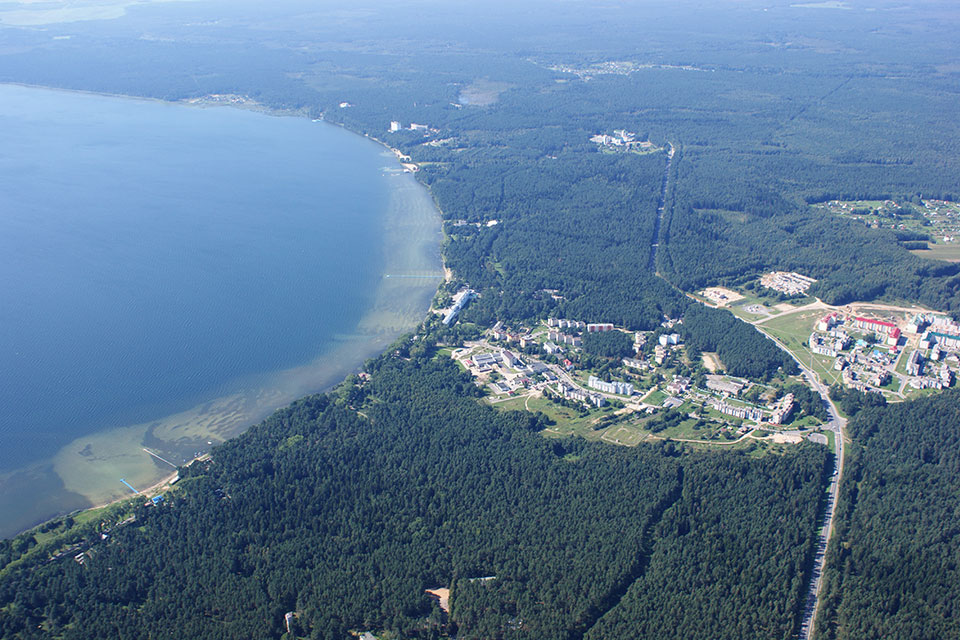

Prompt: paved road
xmin=754 ymin=325 xmax=846 ymax=640
xmin=648 ymin=143 xmax=675 ymax=272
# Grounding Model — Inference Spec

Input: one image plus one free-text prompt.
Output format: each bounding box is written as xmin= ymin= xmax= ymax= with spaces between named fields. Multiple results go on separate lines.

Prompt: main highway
xmin=754 ymin=325 xmax=846 ymax=640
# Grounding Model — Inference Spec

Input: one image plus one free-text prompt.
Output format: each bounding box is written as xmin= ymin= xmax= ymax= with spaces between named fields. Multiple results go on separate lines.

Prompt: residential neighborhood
xmin=442 ymin=313 xmax=834 ymax=451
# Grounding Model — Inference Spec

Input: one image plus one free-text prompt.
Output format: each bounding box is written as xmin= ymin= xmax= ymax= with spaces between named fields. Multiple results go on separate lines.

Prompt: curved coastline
xmin=0 ymin=90 xmax=444 ymax=539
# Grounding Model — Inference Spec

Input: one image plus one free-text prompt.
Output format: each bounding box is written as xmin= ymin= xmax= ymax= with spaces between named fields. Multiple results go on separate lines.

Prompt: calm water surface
xmin=0 ymin=84 xmax=442 ymax=536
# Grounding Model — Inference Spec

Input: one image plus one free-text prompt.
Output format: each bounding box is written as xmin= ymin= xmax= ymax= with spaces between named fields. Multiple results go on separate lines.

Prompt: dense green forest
xmin=585 ymin=449 xmax=826 ymax=640
xmin=828 ymin=385 xmax=888 ymax=418
xmin=681 ymin=305 xmax=798 ymax=380
xmin=0 ymin=353 xmax=828 ymax=639
xmin=581 ymin=331 xmax=634 ymax=359
xmin=2 ymin=1 xmax=958 ymax=323
xmin=816 ymin=389 xmax=960 ymax=639
xmin=0 ymin=2 xmax=958 ymax=639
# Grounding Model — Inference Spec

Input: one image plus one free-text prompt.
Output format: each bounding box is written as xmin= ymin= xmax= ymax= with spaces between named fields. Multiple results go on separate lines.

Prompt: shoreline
xmin=1 ymin=85 xmax=444 ymax=540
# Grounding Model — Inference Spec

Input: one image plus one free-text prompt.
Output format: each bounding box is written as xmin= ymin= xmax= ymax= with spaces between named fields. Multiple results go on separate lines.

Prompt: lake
xmin=0 ymin=84 xmax=442 ymax=537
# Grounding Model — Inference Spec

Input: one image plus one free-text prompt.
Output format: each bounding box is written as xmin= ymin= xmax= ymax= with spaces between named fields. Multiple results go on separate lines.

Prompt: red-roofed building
xmin=853 ymin=316 xmax=899 ymax=336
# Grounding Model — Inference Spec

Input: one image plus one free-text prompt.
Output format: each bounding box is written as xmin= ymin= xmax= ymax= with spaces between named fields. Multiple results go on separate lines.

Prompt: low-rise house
xmin=706 ymin=375 xmax=744 ymax=396
xmin=472 ymin=352 xmax=502 ymax=368
xmin=666 ymin=376 xmax=690 ymax=396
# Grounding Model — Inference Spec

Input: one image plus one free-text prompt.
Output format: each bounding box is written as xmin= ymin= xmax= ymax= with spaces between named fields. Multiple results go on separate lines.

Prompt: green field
xmin=895 ymin=348 xmax=916 ymax=377
xmin=758 ymin=311 xmax=846 ymax=386
xmin=491 ymin=393 xmax=615 ymax=440
xmin=758 ymin=309 xmax=821 ymax=342
xmin=644 ymin=390 xmax=667 ymax=406
xmin=911 ymin=243 xmax=960 ymax=262
xmin=492 ymin=390 xmax=799 ymax=456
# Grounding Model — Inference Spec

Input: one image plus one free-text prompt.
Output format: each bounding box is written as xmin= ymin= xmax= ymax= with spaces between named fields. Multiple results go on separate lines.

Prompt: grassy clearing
xmin=760 ymin=308 xmax=821 ymax=339
xmin=912 ymin=244 xmax=960 ymax=262
xmin=601 ymin=425 xmax=648 ymax=446
xmin=895 ymin=348 xmax=916 ymax=377
xmin=491 ymin=394 xmax=612 ymax=439
xmin=644 ymin=390 xmax=667 ymax=406
xmin=759 ymin=311 xmax=847 ymax=386
xmin=790 ymin=415 xmax=824 ymax=428
xmin=490 ymin=389 xmax=794 ymax=456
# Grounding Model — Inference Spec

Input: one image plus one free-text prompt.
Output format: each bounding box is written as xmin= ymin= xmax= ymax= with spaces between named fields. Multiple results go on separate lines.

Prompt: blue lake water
xmin=0 ymin=84 xmax=442 ymax=536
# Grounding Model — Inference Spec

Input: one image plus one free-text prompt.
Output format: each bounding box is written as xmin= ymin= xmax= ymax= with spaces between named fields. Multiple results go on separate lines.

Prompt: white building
xmin=906 ymin=349 xmax=924 ymax=377
xmin=443 ymin=289 xmax=477 ymax=325
xmin=769 ymin=394 xmax=795 ymax=425
xmin=714 ymin=400 xmax=764 ymax=422
xmin=500 ymin=349 xmax=521 ymax=367
xmin=666 ymin=376 xmax=690 ymax=396
xmin=658 ymin=333 xmax=681 ymax=347
xmin=588 ymin=376 xmax=634 ymax=396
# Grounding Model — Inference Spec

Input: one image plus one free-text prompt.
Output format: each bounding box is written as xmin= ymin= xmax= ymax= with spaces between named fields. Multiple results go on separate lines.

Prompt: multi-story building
xmin=852 ymin=316 xmax=899 ymax=337
xmin=925 ymin=331 xmax=960 ymax=350
xmin=666 ymin=376 xmax=690 ymax=396
xmin=442 ymin=289 xmax=477 ymax=325
xmin=658 ymin=333 xmax=681 ymax=347
xmin=713 ymin=400 xmax=764 ymax=422
xmin=588 ymin=376 xmax=634 ymax=396
xmin=769 ymin=394 xmax=795 ymax=425
xmin=906 ymin=349 xmax=924 ymax=376
xmin=587 ymin=323 xmax=614 ymax=333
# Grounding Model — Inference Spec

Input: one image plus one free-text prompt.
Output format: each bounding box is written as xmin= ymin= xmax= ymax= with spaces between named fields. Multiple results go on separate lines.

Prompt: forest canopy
xmin=0 ymin=354 xmax=829 ymax=640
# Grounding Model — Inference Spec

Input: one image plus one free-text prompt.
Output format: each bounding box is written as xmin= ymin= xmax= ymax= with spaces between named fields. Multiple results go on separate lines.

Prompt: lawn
xmin=912 ymin=243 xmax=960 ymax=262
xmin=759 ymin=308 xmax=821 ymax=341
xmin=894 ymin=348 xmax=916 ymax=377
xmin=758 ymin=311 xmax=846 ymax=386
xmin=491 ymin=393 xmax=612 ymax=439
xmin=644 ymin=390 xmax=667 ymax=406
